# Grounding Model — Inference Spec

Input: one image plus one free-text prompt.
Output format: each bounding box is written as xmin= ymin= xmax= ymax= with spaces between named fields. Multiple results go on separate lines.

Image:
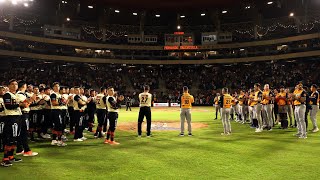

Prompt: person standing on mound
xmin=219 ymin=87 xmax=233 ymax=135
xmin=179 ymin=86 xmax=194 ymax=137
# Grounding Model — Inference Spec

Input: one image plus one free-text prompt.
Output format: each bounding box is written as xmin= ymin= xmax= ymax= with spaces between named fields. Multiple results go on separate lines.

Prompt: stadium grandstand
xmin=0 ymin=0 xmax=320 ymax=179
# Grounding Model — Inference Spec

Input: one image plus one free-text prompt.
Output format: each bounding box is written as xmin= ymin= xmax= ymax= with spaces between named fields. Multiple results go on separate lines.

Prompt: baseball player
xmin=138 ymin=85 xmax=152 ymax=137
xmin=214 ymin=93 xmax=221 ymax=120
xmin=179 ymin=86 xmax=194 ymax=136
xmin=253 ymin=83 xmax=263 ymax=133
xmin=261 ymin=84 xmax=274 ymax=131
xmin=309 ymin=84 xmax=319 ymax=133
xmin=219 ymin=87 xmax=232 ymax=135
xmin=292 ymin=82 xmax=307 ymax=139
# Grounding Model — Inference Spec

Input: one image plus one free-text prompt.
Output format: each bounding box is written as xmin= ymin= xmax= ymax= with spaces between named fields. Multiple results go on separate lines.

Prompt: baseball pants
xmin=180 ymin=108 xmax=192 ymax=134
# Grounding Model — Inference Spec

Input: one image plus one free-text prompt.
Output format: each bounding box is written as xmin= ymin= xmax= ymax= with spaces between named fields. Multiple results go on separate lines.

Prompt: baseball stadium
xmin=0 ymin=0 xmax=320 ymax=179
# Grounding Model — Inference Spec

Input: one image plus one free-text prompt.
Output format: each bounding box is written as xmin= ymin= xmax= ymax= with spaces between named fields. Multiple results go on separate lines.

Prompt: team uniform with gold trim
xmin=253 ymin=90 xmax=263 ymax=132
xmin=293 ymin=89 xmax=307 ymax=138
xmin=261 ymin=90 xmax=274 ymax=130
xmin=219 ymin=93 xmax=232 ymax=134
xmin=180 ymin=93 xmax=194 ymax=136
xmin=276 ymin=92 xmax=288 ymax=129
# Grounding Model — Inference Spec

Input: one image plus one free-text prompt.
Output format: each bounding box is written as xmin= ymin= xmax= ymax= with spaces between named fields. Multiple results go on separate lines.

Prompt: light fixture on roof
xmin=115 ymin=9 xmax=120 ymax=13
xmin=267 ymin=1 xmax=273 ymax=5
xmin=133 ymin=12 xmax=138 ymax=16
xmin=245 ymin=6 xmax=251 ymax=9
xmin=180 ymin=15 xmax=185 ymax=18
xmin=155 ymin=14 xmax=160 ymax=17
xmin=88 ymin=5 xmax=93 ymax=9
xmin=62 ymin=1 xmax=67 ymax=4
xmin=289 ymin=12 xmax=294 ymax=17
xmin=222 ymin=10 xmax=228 ymax=14
xmin=11 ymin=0 xmax=17 ymax=5
xmin=66 ymin=17 xmax=70 ymax=21
xmin=201 ymin=13 xmax=206 ymax=16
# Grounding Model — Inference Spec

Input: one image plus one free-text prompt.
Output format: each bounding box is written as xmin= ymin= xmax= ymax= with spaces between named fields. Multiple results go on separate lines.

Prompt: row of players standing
xmin=215 ymin=82 xmax=319 ymax=138
xmin=0 ymin=80 xmax=158 ymax=167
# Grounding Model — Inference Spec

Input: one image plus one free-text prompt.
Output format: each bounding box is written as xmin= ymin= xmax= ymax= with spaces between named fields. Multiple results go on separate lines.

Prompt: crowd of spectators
xmin=1 ymin=59 xmax=320 ymax=106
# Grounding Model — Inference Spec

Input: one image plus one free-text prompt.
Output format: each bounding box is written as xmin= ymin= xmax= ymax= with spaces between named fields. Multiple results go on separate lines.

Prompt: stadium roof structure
xmin=93 ymin=0 xmax=241 ymax=9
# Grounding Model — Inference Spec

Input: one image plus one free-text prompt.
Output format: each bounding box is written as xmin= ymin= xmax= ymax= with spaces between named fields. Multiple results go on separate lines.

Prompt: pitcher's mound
xmin=118 ymin=121 xmax=208 ymax=131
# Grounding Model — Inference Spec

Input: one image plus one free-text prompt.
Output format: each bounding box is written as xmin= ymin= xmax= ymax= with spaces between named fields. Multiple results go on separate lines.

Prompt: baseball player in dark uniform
xmin=138 ymin=85 xmax=152 ymax=137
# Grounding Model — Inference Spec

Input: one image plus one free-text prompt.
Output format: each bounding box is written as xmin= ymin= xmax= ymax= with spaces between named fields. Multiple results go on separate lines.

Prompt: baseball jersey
xmin=139 ymin=92 xmax=152 ymax=107
xmin=96 ymin=93 xmax=107 ymax=110
xmin=61 ymin=94 xmax=69 ymax=110
xmin=16 ymin=91 xmax=31 ymax=113
xmin=293 ymin=89 xmax=306 ymax=106
xmin=30 ymin=93 xmax=44 ymax=111
xmin=68 ymin=94 xmax=74 ymax=107
xmin=3 ymin=92 xmax=22 ymax=116
xmin=276 ymin=92 xmax=287 ymax=106
xmin=262 ymin=90 xmax=273 ymax=105
xmin=73 ymin=94 xmax=85 ymax=111
xmin=254 ymin=90 xmax=263 ymax=104
xmin=180 ymin=93 xmax=194 ymax=109
xmin=238 ymin=94 xmax=244 ymax=105
xmin=219 ymin=94 xmax=232 ymax=108
xmin=309 ymin=91 xmax=319 ymax=105
xmin=50 ymin=92 xmax=65 ymax=110
xmin=0 ymin=97 xmax=5 ymax=116
xmin=43 ymin=94 xmax=51 ymax=109
xmin=106 ymin=96 xmax=119 ymax=113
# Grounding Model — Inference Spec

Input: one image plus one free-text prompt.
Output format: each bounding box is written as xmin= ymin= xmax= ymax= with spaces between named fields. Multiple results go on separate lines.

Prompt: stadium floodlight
xmin=23 ymin=2 xmax=28 ymax=7
xmin=267 ymin=1 xmax=273 ymax=5
xmin=201 ymin=13 xmax=206 ymax=16
xmin=180 ymin=15 xmax=185 ymax=18
xmin=155 ymin=14 xmax=160 ymax=17
xmin=133 ymin=12 xmax=138 ymax=16
xmin=289 ymin=12 xmax=294 ymax=17
xmin=88 ymin=5 xmax=93 ymax=9
xmin=11 ymin=0 xmax=17 ymax=5
xmin=0 ymin=0 xmax=6 ymax=4
xmin=222 ymin=10 xmax=227 ymax=14
xmin=115 ymin=10 xmax=120 ymax=13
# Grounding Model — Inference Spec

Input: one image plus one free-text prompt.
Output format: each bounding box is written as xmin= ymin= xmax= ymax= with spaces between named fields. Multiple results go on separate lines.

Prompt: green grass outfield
xmin=1 ymin=106 xmax=320 ymax=180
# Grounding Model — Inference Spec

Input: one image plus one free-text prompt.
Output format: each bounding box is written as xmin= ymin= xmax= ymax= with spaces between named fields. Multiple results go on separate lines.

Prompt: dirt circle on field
xmin=117 ymin=121 xmax=208 ymax=131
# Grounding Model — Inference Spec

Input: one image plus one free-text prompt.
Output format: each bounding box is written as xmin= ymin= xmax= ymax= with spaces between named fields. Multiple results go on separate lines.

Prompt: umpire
xmin=126 ymin=96 xmax=132 ymax=111
xmin=137 ymin=85 xmax=152 ymax=137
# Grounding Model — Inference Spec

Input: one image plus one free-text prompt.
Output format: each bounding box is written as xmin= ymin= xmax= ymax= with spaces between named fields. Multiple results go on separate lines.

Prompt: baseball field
xmin=1 ymin=106 xmax=320 ymax=180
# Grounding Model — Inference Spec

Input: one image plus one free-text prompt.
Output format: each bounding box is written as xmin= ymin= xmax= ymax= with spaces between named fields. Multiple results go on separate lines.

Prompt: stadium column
xmin=253 ymin=9 xmax=262 ymax=40
xmin=209 ymin=10 xmax=220 ymax=32
xmin=9 ymin=14 xmax=14 ymax=31
xmin=140 ymin=11 xmax=146 ymax=41
xmin=98 ymin=6 xmax=108 ymax=42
